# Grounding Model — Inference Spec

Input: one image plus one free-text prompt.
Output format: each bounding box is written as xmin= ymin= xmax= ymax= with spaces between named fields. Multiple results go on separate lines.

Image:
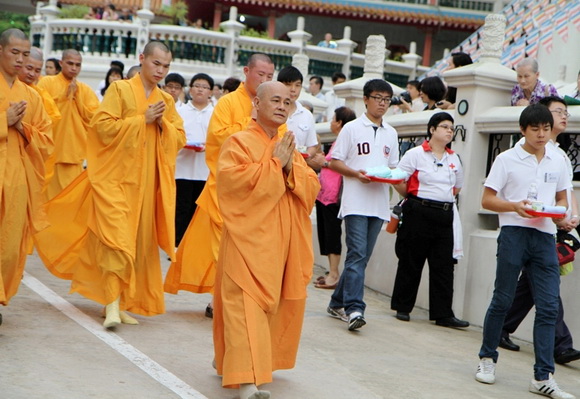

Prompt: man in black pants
xmin=500 ymin=97 xmax=580 ymax=365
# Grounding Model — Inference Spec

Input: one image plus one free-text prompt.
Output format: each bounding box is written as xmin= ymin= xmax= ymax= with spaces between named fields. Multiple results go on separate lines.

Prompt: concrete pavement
xmin=1 ymin=252 xmax=579 ymax=399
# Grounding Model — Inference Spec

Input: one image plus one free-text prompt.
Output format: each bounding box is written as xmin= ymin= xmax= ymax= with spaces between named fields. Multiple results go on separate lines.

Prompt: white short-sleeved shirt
xmin=175 ymin=102 xmax=213 ymax=181
xmin=484 ymin=143 xmax=571 ymax=234
xmin=398 ymin=141 xmax=463 ymax=202
xmin=286 ymin=101 xmax=318 ymax=148
xmin=332 ymin=113 xmax=399 ymax=220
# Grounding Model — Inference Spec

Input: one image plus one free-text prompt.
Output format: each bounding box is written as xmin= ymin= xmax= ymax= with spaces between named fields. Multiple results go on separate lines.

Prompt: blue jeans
xmin=329 ymin=215 xmax=383 ymax=315
xmin=479 ymin=226 xmax=560 ymax=380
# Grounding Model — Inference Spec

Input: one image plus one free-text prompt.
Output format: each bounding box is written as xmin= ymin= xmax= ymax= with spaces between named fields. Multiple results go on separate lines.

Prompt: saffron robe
xmin=213 ymin=120 xmax=320 ymax=387
xmin=0 ymin=76 xmax=53 ymax=305
xmin=164 ymin=83 xmax=284 ymax=294
xmin=34 ymin=75 xmax=185 ymax=315
xmin=37 ymin=73 xmax=99 ymax=199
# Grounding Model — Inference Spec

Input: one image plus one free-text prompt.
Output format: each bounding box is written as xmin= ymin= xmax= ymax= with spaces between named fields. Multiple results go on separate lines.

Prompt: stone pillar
xmin=136 ymin=0 xmax=155 ymax=55
xmin=267 ymin=11 xmax=276 ymax=39
xmin=213 ymin=3 xmax=223 ymax=30
xmin=287 ymin=16 xmax=311 ymax=54
xmin=422 ymin=28 xmax=433 ymax=66
xmin=334 ymin=34 xmax=387 ymax=116
xmin=220 ymin=6 xmax=245 ymax=77
xmin=336 ymin=26 xmax=356 ymax=79
xmin=441 ymin=13 xmax=515 ymax=320
xmin=38 ymin=0 xmax=60 ymax=57
xmin=402 ymin=41 xmax=422 ymax=80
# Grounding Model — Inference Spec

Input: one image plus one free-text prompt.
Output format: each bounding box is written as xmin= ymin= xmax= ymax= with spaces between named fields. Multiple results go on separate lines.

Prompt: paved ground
xmin=1 ymin=252 xmax=579 ymax=399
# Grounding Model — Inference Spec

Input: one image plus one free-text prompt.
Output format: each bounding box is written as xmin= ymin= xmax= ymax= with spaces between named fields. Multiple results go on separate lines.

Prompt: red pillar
xmin=213 ymin=3 xmax=222 ymax=30
xmin=267 ymin=11 xmax=276 ymax=39
xmin=422 ymin=28 xmax=433 ymax=66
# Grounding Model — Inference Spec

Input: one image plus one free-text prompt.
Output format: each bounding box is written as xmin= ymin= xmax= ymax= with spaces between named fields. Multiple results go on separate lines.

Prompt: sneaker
xmin=327 ymin=306 xmax=348 ymax=322
xmin=529 ymin=373 xmax=575 ymax=399
xmin=347 ymin=311 xmax=366 ymax=331
xmin=475 ymin=358 xmax=496 ymax=384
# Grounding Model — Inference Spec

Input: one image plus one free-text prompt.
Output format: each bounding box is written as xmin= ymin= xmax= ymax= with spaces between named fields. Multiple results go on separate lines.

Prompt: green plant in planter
xmin=58 ymin=5 xmax=90 ymax=19
xmin=240 ymin=27 xmax=270 ymax=39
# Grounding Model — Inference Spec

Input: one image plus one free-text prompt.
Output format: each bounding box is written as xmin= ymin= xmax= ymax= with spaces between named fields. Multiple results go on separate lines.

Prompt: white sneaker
xmin=475 ymin=357 xmax=496 ymax=384
xmin=529 ymin=373 xmax=576 ymax=399
xmin=347 ymin=311 xmax=366 ymax=331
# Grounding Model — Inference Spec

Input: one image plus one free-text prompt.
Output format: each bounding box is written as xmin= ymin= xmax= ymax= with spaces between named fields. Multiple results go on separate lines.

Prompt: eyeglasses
xmin=437 ymin=124 xmax=454 ymax=131
xmin=368 ymin=95 xmax=392 ymax=104
xmin=551 ymin=109 xmax=571 ymax=118
xmin=192 ymin=84 xmax=211 ymax=90
xmin=165 ymin=84 xmax=182 ymax=91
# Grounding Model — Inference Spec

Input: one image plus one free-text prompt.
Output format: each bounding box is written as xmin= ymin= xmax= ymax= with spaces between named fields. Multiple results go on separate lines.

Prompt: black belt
xmin=407 ymin=195 xmax=453 ymax=211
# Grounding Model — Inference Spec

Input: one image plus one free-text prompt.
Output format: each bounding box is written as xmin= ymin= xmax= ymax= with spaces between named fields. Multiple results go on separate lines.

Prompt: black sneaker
xmin=555 ymin=348 xmax=580 ymax=364
xmin=435 ymin=317 xmax=469 ymax=328
xmin=205 ymin=304 xmax=213 ymax=318
xmin=348 ymin=312 xmax=366 ymax=331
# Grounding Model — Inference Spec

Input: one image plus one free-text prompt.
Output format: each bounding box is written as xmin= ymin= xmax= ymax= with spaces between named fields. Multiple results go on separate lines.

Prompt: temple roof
xmin=218 ymin=0 xmax=486 ymax=30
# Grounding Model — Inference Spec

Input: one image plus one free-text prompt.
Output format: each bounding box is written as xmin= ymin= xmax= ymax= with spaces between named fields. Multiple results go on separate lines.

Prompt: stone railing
xmin=31 ymin=5 xmax=429 ymax=88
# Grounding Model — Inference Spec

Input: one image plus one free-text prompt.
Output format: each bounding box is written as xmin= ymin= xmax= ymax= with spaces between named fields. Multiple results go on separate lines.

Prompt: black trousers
xmin=391 ymin=198 xmax=455 ymax=320
xmin=502 ymin=268 xmax=573 ymax=355
xmin=315 ymin=200 xmax=342 ymax=256
xmin=175 ymin=179 xmax=205 ymax=247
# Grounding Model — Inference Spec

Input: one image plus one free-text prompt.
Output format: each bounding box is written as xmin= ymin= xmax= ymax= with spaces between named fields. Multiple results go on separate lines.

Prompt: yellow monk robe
xmin=30 ymin=84 xmax=61 ymax=192
xmin=164 ymin=83 xmax=284 ymax=294
xmin=213 ymin=120 xmax=320 ymax=388
xmin=0 ymin=76 xmax=53 ymax=305
xmin=37 ymin=73 xmax=99 ymax=199
xmin=34 ymin=75 xmax=185 ymax=315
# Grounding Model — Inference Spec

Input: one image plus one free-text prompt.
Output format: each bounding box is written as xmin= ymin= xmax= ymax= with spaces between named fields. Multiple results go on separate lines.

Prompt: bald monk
xmin=37 ymin=49 xmax=99 ymax=199
xmin=126 ymin=65 xmax=141 ymax=79
xmin=164 ymin=54 xmax=276 ymax=313
xmin=214 ymin=81 xmax=319 ymax=399
xmin=33 ymin=41 xmax=185 ymax=328
xmin=0 ymin=29 xmax=53 ymax=323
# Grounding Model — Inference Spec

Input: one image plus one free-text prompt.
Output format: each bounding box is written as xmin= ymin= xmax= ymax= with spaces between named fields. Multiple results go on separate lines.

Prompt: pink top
xmin=316 ymin=143 xmax=342 ymax=205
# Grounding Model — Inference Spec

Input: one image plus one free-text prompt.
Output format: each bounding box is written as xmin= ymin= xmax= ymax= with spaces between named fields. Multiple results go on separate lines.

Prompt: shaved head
xmin=142 ymin=41 xmax=171 ymax=57
xmin=29 ymin=46 xmax=43 ymax=62
xmin=256 ymin=81 xmax=287 ymax=100
xmin=126 ymin=65 xmax=141 ymax=79
xmin=247 ymin=53 xmax=273 ymax=68
xmin=254 ymin=81 xmax=291 ymax=134
xmin=0 ymin=28 xmax=29 ymax=47
xmin=62 ymin=49 xmax=81 ymax=61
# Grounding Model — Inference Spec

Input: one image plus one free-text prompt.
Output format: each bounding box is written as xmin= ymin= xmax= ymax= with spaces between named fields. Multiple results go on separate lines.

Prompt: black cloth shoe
xmin=555 ymin=348 xmax=580 ymax=364
xmin=395 ymin=311 xmax=410 ymax=322
xmin=205 ymin=304 xmax=213 ymax=319
xmin=435 ymin=317 xmax=469 ymax=328
xmin=499 ymin=336 xmax=520 ymax=351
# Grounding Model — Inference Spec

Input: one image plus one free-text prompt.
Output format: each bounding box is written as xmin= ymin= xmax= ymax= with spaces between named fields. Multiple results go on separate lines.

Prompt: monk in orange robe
xmin=34 ymin=41 xmax=185 ymax=328
xmin=164 ymin=54 xmax=276 ymax=312
xmin=37 ymin=49 xmax=99 ymax=199
xmin=214 ymin=81 xmax=319 ymax=399
xmin=18 ymin=46 xmax=61 ymax=194
xmin=0 ymin=29 xmax=53 ymax=322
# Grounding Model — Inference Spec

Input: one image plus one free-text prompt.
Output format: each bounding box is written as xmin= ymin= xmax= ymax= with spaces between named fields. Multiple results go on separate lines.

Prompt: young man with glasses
xmin=326 ymin=79 xmax=399 ymax=331
xmin=163 ymin=72 xmax=186 ymax=107
xmin=499 ymin=96 xmax=580 ymax=367
xmin=174 ymin=73 xmax=214 ymax=247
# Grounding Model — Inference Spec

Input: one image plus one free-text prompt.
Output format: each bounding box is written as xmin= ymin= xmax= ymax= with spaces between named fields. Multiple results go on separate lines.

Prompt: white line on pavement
xmin=22 ymin=272 xmax=208 ymax=399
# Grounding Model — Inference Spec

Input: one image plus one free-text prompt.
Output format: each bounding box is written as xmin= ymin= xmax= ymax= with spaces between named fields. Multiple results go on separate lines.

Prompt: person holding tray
xmin=390 ymin=112 xmax=469 ymax=329
xmin=475 ymin=104 xmax=575 ymax=399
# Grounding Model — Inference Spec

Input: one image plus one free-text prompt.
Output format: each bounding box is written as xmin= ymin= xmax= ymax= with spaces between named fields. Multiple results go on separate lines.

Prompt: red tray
xmin=185 ymin=145 xmax=204 ymax=151
xmin=525 ymin=209 xmax=566 ymax=218
xmin=364 ymin=174 xmax=404 ymax=184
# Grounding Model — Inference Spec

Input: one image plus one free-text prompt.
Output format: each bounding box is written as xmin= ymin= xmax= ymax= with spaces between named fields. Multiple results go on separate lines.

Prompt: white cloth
xmin=175 ymin=102 xmax=213 ymax=181
xmin=484 ymin=143 xmax=570 ymax=234
xmin=286 ymin=101 xmax=318 ymax=148
xmin=331 ymin=113 xmax=399 ymax=220
xmin=452 ymin=203 xmax=463 ymax=260
xmin=325 ymin=89 xmax=345 ymax=121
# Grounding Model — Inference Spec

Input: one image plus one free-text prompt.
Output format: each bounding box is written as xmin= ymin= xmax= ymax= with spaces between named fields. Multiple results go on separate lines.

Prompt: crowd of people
xmin=1 ymin=25 xmax=580 ymax=399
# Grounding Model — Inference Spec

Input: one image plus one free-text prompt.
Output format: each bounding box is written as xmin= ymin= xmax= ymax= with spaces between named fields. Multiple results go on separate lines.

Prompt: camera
xmin=390 ymin=91 xmax=411 ymax=106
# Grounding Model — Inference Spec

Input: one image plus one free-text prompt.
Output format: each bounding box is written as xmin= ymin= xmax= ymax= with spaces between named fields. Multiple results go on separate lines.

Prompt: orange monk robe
xmin=29 ymin=84 xmax=61 ymax=191
xmin=37 ymin=73 xmax=99 ymax=199
xmin=164 ymin=83 xmax=284 ymax=294
xmin=213 ymin=120 xmax=320 ymax=388
xmin=34 ymin=75 xmax=185 ymax=315
xmin=0 ymin=76 xmax=53 ymax=305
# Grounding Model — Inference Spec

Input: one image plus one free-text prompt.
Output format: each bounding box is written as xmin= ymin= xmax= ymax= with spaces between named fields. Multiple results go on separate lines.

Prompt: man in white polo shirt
xmin=277 ymin=65 xmax=325 ymax=170
xmin=326 ymin=78 xmax=399 ymax=331
xmin=174 ymin=73 xmax=214 ymax=247
xmin=475 ymin=104 xmax=575 ymax=399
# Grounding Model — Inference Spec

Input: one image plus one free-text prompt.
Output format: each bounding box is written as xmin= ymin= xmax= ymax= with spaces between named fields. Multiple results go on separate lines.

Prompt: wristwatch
xmin=323 ymin=161 xmax=329 ymax=168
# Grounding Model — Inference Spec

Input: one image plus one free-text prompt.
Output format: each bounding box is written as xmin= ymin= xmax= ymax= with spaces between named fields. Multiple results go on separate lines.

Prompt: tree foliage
xmin=0 ymin=12 xmax=30 ymax=36
xmin=58 ymin=5 xmax=90 ymax=19
xmin=160 ymin=1 xmax=188 ymax=25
